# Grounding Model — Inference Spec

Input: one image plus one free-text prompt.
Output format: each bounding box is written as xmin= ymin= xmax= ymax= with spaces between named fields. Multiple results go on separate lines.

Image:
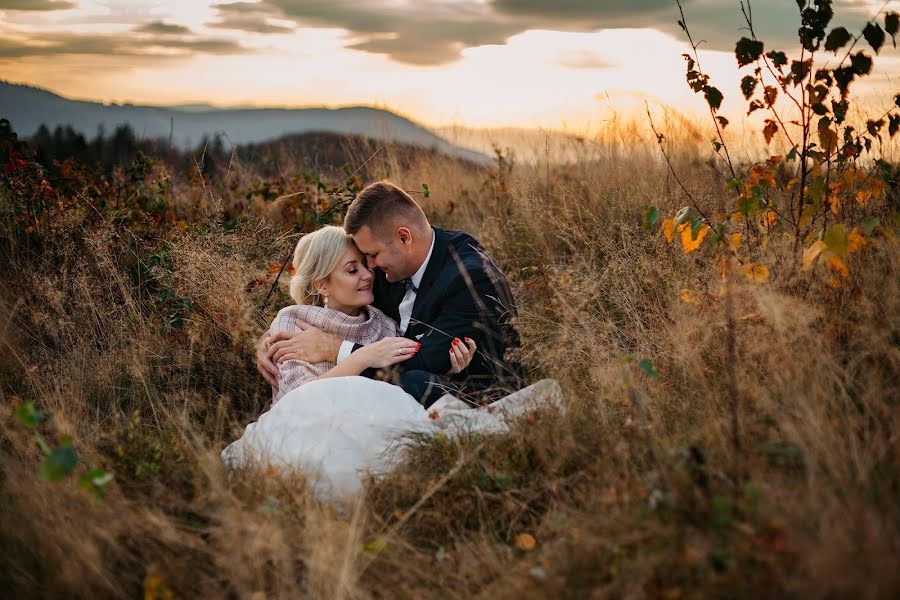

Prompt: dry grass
xmin=1 ymin=125 xmax=899 ymax=599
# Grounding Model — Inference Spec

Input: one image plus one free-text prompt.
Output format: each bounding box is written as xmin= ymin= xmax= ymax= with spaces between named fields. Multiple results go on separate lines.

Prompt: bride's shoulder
xmin=365 ymin=305 xmax=400 ymax=333
xmin=271 ymin=304 xmax=326 ymax=332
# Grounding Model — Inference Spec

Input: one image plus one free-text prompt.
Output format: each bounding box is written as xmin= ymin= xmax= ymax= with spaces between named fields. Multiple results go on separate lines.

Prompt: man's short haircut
xmin=344 ymin=181 xmax=428 ymax=239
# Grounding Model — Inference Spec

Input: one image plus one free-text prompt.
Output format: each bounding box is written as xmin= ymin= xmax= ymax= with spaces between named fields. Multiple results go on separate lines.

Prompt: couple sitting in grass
xmin=223 ymin=181 xmax=559 ymax=500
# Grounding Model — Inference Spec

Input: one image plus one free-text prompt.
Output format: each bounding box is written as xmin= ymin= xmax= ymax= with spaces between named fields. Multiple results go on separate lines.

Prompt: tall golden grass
xmin=1 ymin=122 xmax=898 ymax=599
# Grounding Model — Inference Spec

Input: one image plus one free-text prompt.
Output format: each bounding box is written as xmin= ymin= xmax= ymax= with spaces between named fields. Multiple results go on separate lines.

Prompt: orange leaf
xmin=855 ymin=190 xmax=871 ymax=207
xmin=785 ymin=177 xmax=799 ymax=192
xmin=740 ymin=263 xmax=769 ymax=283
xmin=728 ymin=232 xmax=743 ymax=251
xmin=763 ymin=211 xmax=778 ymax=227
xmin=266 ymin=263 xmax=283 ymax=275
xmin=802 ymin=240 xmax=827 ymax=270
xmin=828 ymin=194 xmax=841 ymax=215
xmin=763 ymin=121 xmax=778 ymax=145
xmin=825 ymin=255 xmax=849 ymax=278
xmin=748 ymin=164 xmax=776 ymax=188
xmin=848 ymin=228 xmax=867 ymax=253
xmin=662 ymin=218 xmax=675 ymax=243
xmin=514 ymin=533 xmax=536 ymax=551
xmin=681 ymin=224 xmax=709 ymax=254
xmin=680 ymin=289 xmax=699 ymax=304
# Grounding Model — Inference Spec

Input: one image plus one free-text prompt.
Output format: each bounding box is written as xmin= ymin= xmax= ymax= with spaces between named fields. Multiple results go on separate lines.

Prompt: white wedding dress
xmin=221 ymin=376 xmax=562 ymax=502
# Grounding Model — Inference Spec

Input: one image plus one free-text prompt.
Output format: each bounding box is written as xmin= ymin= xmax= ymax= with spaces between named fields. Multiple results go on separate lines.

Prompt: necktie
xmin=402 ymin=278 xmax=418 ymax=294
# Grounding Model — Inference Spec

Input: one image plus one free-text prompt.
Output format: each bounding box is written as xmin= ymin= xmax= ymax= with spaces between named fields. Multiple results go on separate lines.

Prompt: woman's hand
xmin=357 ymin=337 xmax=421 ymax=369
xmin=448 ymin=337 xmax=477 ymax=375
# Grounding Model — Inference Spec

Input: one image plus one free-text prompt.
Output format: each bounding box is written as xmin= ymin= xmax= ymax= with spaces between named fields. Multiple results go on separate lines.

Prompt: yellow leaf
xmin=802 ymin=240 xmax=828 ymax=270
xmin=662 ymin=218 xmax=675 ymax=243
xmin=825 ymin=255 xmax=849 ymax=278
xmin=681 ymin=224 xmax=709 ymax=254
xmin=828 ymin=276 xmax=843 ymax=288
xmin=740 ymin=263 xmax=769 ymax=283
xmin=680 ymin=289 xmax=699 ymax=304
xmin=848 ymin=228 xmax=867 ymax=253
xmin=763 ymin=211 xmax=778 ymax=227
xmin=144 ymin=575 xmax=173 ymax=600
xmin=514 ymin=533 xmax=536 ymax=551
xmin=786 ymin=177 xmax=799 ymax=192
xmin=728 ymin=232 xmax=743 ymax=251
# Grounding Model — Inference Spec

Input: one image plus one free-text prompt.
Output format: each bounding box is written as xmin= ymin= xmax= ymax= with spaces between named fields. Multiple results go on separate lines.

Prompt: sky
xmin=1 ymin=0 xmax=897 ymax=131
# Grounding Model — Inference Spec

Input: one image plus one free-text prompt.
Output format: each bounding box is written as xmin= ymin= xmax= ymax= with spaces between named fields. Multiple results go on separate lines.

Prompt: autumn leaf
xmin=514 ymin=533 xmax=536 ymax=551
xmin=662 ymin=217 xmax=676 ymax=243
xmin=763 ymin=120 xmax=779 ymax=145
xmin=764 ymin=211 xmax=778 ymax=227
xmin=749 ymin=164 xmax=776 ymax=188
xmin=817 ymin=117 xmax=837 ymax=153
xmin=741 ymin=263 xmax=769 ymax=283
xmin=681 ymin=223 xmax=709 ymax=254
xmin=266 ymin=263 xmax=283 ymax=276
xmin=848 ymin=228 xmax=867 ymax=253
xmin=728 ymin=232 xmax=743 ymax=251
xmin=825 ymin=255 xmax=849 ymax=278
xmin=680 ymin=289 xmax=699 ymax=304
xmin=824 ymin=224 xmax=849 ymax=259
xmin=803 ymin=240 xmax=828 ymax=270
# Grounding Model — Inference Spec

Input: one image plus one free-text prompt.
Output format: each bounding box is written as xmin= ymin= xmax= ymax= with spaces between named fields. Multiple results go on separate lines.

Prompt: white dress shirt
xmin=337 ymin=229 xmax=435 ymax=363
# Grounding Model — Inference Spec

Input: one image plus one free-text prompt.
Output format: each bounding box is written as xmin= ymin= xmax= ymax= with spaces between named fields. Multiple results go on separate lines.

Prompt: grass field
xmin=1 ymin=118 xmax=899 ymax=598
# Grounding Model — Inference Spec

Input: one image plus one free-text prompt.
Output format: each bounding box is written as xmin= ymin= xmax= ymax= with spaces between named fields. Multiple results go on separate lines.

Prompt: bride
xmin=222 ymin=225 xmax=561 ymax=502
xmin=222 ymin=226 xmax=476 ymax=495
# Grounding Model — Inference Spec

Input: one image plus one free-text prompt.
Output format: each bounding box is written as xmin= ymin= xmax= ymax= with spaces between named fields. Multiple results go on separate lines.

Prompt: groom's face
xmin=351 ymin=225 xmax=412 ymax=283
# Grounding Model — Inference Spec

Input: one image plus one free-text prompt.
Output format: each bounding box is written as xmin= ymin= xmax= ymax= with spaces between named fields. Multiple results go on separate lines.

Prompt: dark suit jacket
xmin=359 ymin=226 xmax=522 ymax=398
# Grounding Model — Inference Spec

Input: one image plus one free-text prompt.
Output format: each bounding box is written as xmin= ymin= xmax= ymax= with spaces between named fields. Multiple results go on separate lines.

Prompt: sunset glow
xmin=1 ymin=0 xmax=897 ymax=131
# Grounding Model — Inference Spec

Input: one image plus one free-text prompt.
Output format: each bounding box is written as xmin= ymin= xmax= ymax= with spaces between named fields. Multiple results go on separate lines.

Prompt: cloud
xmin=558 ymin=50 xmax=613 ymax=70
xmin=134 ymin=21 xmax=193 ymax=36
xmin=256 ymin=0 xmax=526 ymax=65
xmin=214 ymin=1 xmax=280 ymax=14
xmin=236 ymin=0 xmax=875 ymax=66
xmin=0 ymin=31 xmax=248 ymax=59
xmin=208 ymin=15 xmax=294 ymax=35
xmin=0 ymin=0 xmax=75 ymax=10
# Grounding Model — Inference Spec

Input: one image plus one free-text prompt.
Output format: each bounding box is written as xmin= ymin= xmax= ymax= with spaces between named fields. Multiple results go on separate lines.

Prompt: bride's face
xmin=322 ymin=244 xmax=375 ymax=311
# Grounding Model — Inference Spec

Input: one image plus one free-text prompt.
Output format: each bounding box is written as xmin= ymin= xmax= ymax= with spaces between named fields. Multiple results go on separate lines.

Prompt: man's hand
xmin=255 ymin=332 xmax=280 ymax=388
xmin=268 ymin=321 xmax=343 ymax=364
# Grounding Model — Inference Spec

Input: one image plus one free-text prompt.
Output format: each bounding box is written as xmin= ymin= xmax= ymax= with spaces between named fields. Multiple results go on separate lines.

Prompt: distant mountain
xmin=0 ymin=81 xmax=487 ymax=163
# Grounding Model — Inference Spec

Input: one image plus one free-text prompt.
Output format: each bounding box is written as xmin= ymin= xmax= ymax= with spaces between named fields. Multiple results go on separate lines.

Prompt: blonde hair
xmin=288 ymin=225 xmax=352 ymax=306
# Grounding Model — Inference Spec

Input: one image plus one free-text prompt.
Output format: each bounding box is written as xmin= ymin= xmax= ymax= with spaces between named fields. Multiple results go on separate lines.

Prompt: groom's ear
xmin=396 ymin=226 xmax=413 ymax=248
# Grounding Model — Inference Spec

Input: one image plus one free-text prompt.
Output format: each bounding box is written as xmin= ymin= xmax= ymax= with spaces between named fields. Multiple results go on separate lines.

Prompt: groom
xmin=256 ymin=181 xmax=522 ymax=408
